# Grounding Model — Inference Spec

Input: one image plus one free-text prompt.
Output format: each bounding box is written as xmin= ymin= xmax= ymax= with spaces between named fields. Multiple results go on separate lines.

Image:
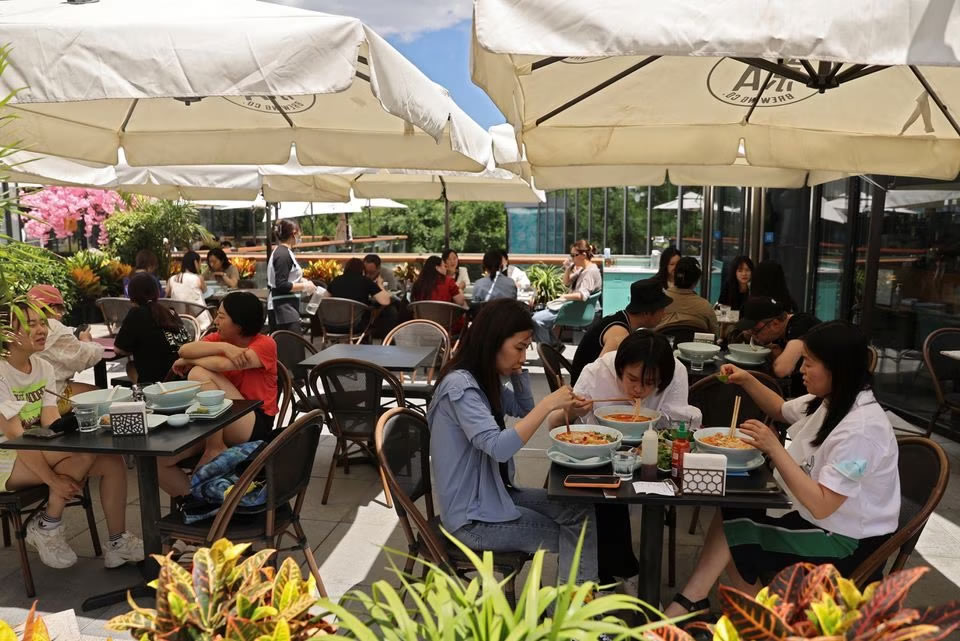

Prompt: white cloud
xmin=265 ymin=0 xmax=472 ymax=42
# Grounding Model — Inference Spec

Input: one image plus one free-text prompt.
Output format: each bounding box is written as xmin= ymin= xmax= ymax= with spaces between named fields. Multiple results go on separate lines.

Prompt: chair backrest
xmin=850 ymin=436 xmax=950 ymax=587
xmin=158 ymin=299 xmax=209 ymax=318
xmin=270 ymin=329 xmax=318 ymax=379
xmin=208 ymin=409 xmax=323 ymax=541
xmin=96 ymin=297 xmax=134 ymax=335
xmin=382 ymin=319 xmax=450 ymax=382
xmin=867 ymin=344 xmax=879 ymax=374
xmin=922 ymin=327 xmax=960 ymax=405
xmin=315 ymin=297 xmax=372 ymax=343
xmin=657 ymin=324 xmax=703 ymax=345
xmin=276 ymin=362 xmax=294 ymax=429
xmin=554 ymin=290 xmax=602 ymax=328
xmin=374 ymin=407 xmax=449 ymax=565
xmin=689 ymin=372 xmax=784 ymax=427
xmin=408 ymin=301 xmax=466 ymax=335
xmin=178 ymin=314 xmax=201 ymax=342
xmin=537 ymin=343 xmax=573 ymax=392
xmin=309 ymin=358 xmax=404 ymax=439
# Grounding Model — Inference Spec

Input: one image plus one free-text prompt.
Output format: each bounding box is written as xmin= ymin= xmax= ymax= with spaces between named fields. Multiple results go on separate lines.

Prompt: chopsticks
xmin=728 ymin=395 xmax=742 ymax=437
xmin=588 ymin=397 xmax=635 ymax=404
xmin=551 ymin=372 xmax=571 ymax=433
xmin=153 ymin=383 xmax=202 ymax=395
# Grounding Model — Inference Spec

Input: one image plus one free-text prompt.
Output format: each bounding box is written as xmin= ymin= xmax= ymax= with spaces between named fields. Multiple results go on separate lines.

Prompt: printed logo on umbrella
xmin=707 ymin=59 xmax=817 ymax=108
xmin=224 ymin=95 xmax=317 ymax=114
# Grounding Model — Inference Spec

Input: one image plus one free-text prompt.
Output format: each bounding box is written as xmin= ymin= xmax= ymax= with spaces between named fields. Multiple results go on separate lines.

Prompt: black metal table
xmin=298 ymin=343 xmax=435 ymax=372
xmin=1 ymin=399 xmax=262 ymax=610
xmin=547 ymin=463 xmax=791 ymax=606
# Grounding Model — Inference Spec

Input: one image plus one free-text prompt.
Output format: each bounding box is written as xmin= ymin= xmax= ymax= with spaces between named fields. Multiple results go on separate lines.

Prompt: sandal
xmin=670 ymin=593 xmax=711 ymax=617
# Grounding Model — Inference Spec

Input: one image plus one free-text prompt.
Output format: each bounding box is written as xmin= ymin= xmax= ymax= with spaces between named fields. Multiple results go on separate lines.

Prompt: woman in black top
xmin=267 ymin=220 xmax=317 ymax=334
xmin=717 ymin=255 xmax=754 ymax=310
xmin=114 ymin=273 xmax=191 ymax=385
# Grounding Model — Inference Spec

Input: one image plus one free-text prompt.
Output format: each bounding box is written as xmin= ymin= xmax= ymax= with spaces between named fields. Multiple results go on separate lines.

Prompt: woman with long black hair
xmin=654 ymin=246 xmax=681 ymax=291
xmin=410 ymin=255 xmax=467 ymax=306
xmin=665 ymin=321 xmax=899 ymax=617
xmin=717 ymin=255 xmax=754 ymax=310
xmin=427 ymin=299 xmax=599 ymax=584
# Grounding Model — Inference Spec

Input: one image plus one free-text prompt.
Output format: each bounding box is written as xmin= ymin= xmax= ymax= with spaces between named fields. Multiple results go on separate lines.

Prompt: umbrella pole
xmin=265 ymin=201 xmax=273 ymax=257
xmin=439 ymin=176 xmax=450 ymax=248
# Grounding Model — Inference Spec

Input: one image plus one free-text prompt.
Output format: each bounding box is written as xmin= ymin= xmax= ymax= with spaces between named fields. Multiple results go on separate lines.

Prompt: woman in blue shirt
xmin=427 ymin=299 xmax=598 ymax=584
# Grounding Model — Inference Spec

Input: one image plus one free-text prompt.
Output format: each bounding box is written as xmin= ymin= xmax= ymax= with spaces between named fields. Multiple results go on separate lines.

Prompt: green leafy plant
xmin=320 ymin=525 xmax=695 ymax=641
xmin=0 ymin=242 xmax=78 ymax=310
xmin=688 ymin=563 xmax=960 ymax=641
xmin=526 ymin=263 xmax=566 ymax=307
xmin=107 ymin=538 xmax=336 ymax=641
xmin=0 ymin=603 xmax=49 ymax=641
xmin=63 ymin=249 xmax=131 ymax=298
xmin=105 ymin=198 xmax=210 ymax=277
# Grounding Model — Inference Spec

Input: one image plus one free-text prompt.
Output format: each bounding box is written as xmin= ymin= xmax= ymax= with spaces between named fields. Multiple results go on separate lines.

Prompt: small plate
xmin=546 ymin=447 xmax=610 ymax=469
xmin=146 ymin=400 xmax=194 ymax=414
xmin=726 ymin=454 xmax=766 ymax=472
xmin=723 ymin=352 xmax=767 ymax=367
xmin=186 ymin=398 xmax=234 ymax=420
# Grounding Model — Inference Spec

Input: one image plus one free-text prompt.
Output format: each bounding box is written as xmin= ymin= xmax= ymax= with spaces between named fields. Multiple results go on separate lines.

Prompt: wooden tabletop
xmin=2 ymin=400 xmax=262 ymax=457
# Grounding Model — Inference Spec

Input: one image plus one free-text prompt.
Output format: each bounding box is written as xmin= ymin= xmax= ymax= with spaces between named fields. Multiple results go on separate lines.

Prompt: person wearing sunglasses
xmin=533 ymin=240 xmax=600 ymax=347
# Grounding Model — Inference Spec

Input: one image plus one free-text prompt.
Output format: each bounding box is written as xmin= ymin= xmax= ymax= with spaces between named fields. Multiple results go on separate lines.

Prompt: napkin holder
xmin=110 ymin=401 xmax=148 ymax=436
xmin=693 ymin=332 xmax=716 ymax=344
xmin=682 ymin=452 xmax=726 ymax=495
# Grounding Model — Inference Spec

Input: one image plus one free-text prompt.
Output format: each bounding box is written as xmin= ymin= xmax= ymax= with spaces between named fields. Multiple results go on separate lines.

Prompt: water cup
xmin=75 ymin=405 xmax=100 ymax=433
xmin=611 ymin=449 xmax=637 ymax=480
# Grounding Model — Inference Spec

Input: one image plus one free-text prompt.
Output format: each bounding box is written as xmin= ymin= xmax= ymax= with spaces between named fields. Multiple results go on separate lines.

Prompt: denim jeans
xmin=451 ymin=487 xmax=599 ymax=585
xmin=532 ymin=308 xmax=560 ymax=345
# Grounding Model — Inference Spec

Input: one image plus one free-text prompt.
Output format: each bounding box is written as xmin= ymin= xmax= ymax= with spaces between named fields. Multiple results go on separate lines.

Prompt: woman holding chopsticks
xmin=665 ymin=321 xmax=899 ymax=618
xmin=427 ymin=299 xmax=600 ymax=586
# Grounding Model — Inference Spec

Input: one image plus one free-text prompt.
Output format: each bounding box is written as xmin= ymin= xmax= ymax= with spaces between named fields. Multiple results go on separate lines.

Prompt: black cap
xmin=625 ymin=278 xmax=672 ymax=314
xmin=736 ymin=296 xmax=785 ymax=330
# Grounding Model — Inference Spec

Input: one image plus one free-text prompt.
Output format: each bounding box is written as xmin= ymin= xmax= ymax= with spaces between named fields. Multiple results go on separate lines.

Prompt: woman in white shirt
xmin=549 ymin=330 xmax=701 ymax=593
xmin=665 ymin=321 xmax=899 ymax=618
xmin=167 ymin=250 xmax=212 ymax=330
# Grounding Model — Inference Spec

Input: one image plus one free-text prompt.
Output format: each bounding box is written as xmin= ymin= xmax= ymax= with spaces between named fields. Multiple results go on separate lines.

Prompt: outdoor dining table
xmin=298 ymin=343 xmax=435 ymax=373
xmin=547 ymin=462 xmax=791 ymax=606
xmin=92 ymin=337 xmax=125 ymax=389
xmin=1 ymin=399 xmax=262 ymax=611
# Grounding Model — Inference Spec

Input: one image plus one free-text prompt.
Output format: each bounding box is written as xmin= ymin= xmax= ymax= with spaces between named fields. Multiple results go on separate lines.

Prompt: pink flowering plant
xmin=20 ymin=186 xmax=126 ymax=247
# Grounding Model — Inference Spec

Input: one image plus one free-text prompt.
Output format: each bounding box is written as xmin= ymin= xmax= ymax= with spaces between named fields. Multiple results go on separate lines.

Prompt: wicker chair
xmin=537 ymin=343 xmax=574 ymax=392
xmin=270 ymin=330 xmax=321 ymax=422
xmin=96 ymin=297 xmax=134 ymax=335
xmin=313 ymin=297 xmax=373 ymax=346
xmin=920 ymin=327 xmax=960 ymax=437
xmin=178 ymin=314 xmax=201 ymax=342
xmin=382 ymin=319 xmax=450 ymax=409
xmin=374 ymin=407 xmax=533 ymax=605
xmin=850 ymin=436 xmax=950 ymax=587
xmin=310 ymin=358 xmax=404 ymax=507
xmin=408 ymin=301 xmax=467 ymax=342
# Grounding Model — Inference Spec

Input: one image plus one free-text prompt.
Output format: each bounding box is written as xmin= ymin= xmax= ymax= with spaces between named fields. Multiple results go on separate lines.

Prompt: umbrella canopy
xmin=490 ymin=124 xmax=846 ymax=189
xmin=267 ymin=197 xmax=407 ymax=222
xmin=473 ymin=0 xmax=960 ymax=181
xmin=1 ymin=0 xmax=490 ymax=170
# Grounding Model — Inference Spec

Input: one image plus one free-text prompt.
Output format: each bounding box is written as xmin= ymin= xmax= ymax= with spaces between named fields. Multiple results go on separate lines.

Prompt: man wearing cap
xmin=735 ymin=296 xmax=821 ymax=396
xmin=569 ymin=278 xmax=672 ymax=384
xmin=29 ymin=285 xmax=103 ymax=405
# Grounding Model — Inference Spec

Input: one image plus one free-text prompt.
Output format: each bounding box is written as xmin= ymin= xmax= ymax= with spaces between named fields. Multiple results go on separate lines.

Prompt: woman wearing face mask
xmin=664 ymin=321 xmax=899 ymax=618
xmin=267 ymin=220 xmax=317 ymax=365
xmin=550 ymin=330 xmax=700 ymax=593
xmin=428 ymin=299 xmax=598 ymax=585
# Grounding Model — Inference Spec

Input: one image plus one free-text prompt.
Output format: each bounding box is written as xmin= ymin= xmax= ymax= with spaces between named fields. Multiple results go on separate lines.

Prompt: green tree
xmin=105 ymin=199 xmax=209 ymax=277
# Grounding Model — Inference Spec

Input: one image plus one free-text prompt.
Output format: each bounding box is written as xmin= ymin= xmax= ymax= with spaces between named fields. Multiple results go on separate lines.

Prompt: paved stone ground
xmin=1 ymin=342 xmax=959 ymax=638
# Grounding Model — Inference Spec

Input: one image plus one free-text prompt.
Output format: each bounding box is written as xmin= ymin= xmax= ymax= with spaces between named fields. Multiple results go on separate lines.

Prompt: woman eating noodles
xmin=427 ymin=299 xmax=598 ymax=585
xmin=665 ymin=321 xmax=899 ymax=617
xmin=160 ymin=292 xmax=278 ymax=498
xmin=550 ymin=330 xmax=700 ymax=592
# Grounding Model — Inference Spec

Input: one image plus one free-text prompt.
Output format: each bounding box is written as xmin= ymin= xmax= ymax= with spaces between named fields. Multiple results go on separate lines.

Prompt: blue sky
xmin=265 ymin=1 xmax=507 ymax=129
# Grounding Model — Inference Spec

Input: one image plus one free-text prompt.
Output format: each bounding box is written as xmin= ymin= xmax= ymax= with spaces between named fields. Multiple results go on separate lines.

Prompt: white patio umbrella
xmin=264 ymin=197 xmax=407 ymax=222
xmin=1 ymin=0 xmax=491 ymax=171
xmin=473 ymin=0 xmax=960 ymax=181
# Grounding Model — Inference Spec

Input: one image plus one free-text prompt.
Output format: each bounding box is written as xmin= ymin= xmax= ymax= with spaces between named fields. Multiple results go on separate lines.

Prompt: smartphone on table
xmin=563 ymin=475 xmax=621 ymax=489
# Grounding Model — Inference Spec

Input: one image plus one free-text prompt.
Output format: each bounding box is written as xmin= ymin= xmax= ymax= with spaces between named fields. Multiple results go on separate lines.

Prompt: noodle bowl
xmin=548 ymin=424 xmax=622 ymax=460
xmin=693 ymin=427 xmax=759 ymax=464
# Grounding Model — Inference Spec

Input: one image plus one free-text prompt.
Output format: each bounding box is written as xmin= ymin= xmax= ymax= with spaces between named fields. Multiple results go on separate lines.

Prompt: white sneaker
xmin=25 ymin=516 xmax=78 ymax=569
xmin=104 ymin=532 xmax=145 ymax=568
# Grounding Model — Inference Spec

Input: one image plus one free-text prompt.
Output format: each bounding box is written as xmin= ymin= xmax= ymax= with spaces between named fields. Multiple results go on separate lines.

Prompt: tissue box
xmin=693 ymin=332 xmax=716 ymax=344
xmin=682 ymin=452 xmax=726 ymax=495
xmin=109 ymin=402 xmax=148 ymax=436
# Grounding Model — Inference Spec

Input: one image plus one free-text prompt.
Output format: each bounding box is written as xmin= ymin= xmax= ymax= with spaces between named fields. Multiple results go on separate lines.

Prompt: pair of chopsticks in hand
xmin=728 ymin=395 xmax=742 ymax=437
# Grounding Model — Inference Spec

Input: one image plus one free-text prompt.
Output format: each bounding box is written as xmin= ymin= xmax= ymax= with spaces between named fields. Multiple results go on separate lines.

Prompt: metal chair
xmin=1 ymin=482 xmax=101 ymax=597
xmin=96 ymin=297 xmax=134 ymax=336
xmin=310 ymin=358 xmax=404 ymax=507
xmin=314 ymin=297 xmax=373 ymax=346
xmin=382 ymin=319 xmax=450 ymax=408
xmin=850 ymin=436 xmax=950 ymax=587
xmin=270 ymin=330 xmax=321 ymax=422
xmin=157 ymin=298 xmax=210 ymax=319
xmin=374 ymin=407 xmax=533 ymax=605
xmin=408 ymin=301 xmax=467 ymax=341
xmin=276 ymin=362 xmax=294 ymax=430
xmin=156 ymin=410 xmax=327 ymax=597
xmin=656 ymin=323 xmax=703 ymax=346
xmin=553 ymin=290 xmax=602 ymax=341
xmin=178 ymin=313 xmax=201 ymax=342
xmin=537 ymin=343 xmax=574 ymax=392
xmin=920 ymin=327 xmax=960 ymax=437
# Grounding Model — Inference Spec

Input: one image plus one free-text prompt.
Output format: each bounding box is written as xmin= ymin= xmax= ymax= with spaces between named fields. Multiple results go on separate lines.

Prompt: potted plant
xmin=392 ymin=261 xmax=421 ymax=294
xmin=302 ymin=259 xmax=343 ymax=287
xmin=526 ymin=263 xmax=566 ymax=309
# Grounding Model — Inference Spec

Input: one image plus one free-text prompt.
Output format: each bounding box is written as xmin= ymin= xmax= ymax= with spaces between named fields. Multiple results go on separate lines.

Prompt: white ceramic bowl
xmin=166 ymin=414 xmax=191 ymax=427
xmin=143 ymin=381 xmax=200 ymax=408
xmin=727 ymin=343 xmax=771 ymax=363
xmin=71 ymin=387 xmax=133 ymax=416
xmin=196 ymin=390 xmax=226 ymax=407
xmin=548 ymin=424 xmax=623 ymax=460
xmin=692 ymin=427 xmax=758 ymax=464
xmin=677 ymin=342 xmax=721 ymax=361
xmin=594 ymin=405 xmax=663 ymax=441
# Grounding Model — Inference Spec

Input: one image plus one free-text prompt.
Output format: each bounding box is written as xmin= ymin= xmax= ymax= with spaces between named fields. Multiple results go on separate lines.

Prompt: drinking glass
xmin=75 ymin=406 xmax=100 ymax=433
xmin=611 ymin=449 xmax=637 ymax=480
xmin=690 ymin=356 xmax=704 ymax=372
